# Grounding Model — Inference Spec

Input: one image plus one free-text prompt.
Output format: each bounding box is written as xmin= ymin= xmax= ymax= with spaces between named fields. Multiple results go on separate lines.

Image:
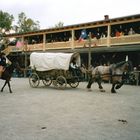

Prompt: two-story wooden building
xmin=2 ymin=14 xmax=140 ymax=76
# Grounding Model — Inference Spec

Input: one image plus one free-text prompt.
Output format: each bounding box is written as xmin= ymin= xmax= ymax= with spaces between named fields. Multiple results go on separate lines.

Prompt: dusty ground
xmin=0 ymin=78 xmax=140 ymax=140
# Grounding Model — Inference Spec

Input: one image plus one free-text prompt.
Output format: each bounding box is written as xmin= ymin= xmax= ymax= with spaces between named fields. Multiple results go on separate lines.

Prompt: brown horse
xmin=0 ymin=62 xmax=20 ymax=93
xmin=86 ymin=61 xmax=133 ymax=93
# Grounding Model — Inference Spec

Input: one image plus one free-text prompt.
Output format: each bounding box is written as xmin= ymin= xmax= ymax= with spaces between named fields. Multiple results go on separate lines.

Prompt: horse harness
xmin=96 ymin=67 xmax=125 ymax=79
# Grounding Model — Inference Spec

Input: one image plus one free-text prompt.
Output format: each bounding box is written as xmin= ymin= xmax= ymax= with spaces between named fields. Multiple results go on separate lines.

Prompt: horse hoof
xmin=100 ymin=89 xmax=105 ymax=92
xmin=111 ymin=91 xmax=117 ymax=93
xmin=115 ymin=85 xmax=120 ymax=89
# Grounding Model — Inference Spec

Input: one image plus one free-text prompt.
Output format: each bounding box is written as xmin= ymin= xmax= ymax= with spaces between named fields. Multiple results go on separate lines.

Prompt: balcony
xmin=110 ymin=34 xmax=140 ymax=45
xmin=7 ymin=34 xmax=140 ymax=53
xmin=74 ymin=34 xmax=140 ymax=48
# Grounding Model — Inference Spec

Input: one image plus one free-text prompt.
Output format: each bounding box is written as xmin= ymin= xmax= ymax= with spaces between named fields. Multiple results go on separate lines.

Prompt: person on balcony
xmin=115 ymin=29 xmax=121 ymax=37
xmin=128 ymin=28 xmax=135 ymax=35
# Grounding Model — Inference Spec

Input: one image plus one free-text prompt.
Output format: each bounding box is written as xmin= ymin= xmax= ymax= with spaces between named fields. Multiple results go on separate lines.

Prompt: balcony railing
xmin=110 ymin=34 xmax=140 ymax=45
xmin=46 ymin=41 xmax=71 ymax=49
xmin=74 ymin=34 xmax=140 ymax=48
xmin=7 ymin=34 xmax=140 ymax=52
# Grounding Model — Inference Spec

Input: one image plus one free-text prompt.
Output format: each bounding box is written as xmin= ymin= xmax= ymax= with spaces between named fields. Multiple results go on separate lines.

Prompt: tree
xmin=55 ymin=21 xmax=64 ymax=28
xmin=0 ymin=10 xmax=14 ymax=32
xmin=0 ymin=11 xmax=14 ymax=50
xmin=0 ymin=10 xmax=14 ymax=42
xmin=17 ymin=12 xmax=40 ymax=33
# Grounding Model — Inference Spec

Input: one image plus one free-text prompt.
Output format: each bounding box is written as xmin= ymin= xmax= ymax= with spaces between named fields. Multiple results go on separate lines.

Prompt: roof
xmin=4 ymin=14 xmax=140 ymax=38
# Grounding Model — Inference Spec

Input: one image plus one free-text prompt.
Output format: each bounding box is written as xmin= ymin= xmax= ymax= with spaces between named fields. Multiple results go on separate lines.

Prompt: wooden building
xmin=2 ymin=14 xmax=140 ymax=76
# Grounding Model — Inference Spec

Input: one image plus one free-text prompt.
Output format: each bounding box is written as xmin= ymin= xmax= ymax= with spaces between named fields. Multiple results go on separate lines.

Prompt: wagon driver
xmin=70 ymin=58 xmax=80 ymax=76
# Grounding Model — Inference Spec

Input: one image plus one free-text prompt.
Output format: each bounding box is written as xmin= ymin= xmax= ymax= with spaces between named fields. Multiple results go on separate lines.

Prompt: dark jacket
xmin=0 ymin=56 xmax=6 ymax=67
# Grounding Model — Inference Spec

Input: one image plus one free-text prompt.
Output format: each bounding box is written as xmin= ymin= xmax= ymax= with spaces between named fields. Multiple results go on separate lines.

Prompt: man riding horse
xmin=0 ymin=52 xmax=7 ymax=78
xmin=0 ymin=52 xmax=11 ymax=78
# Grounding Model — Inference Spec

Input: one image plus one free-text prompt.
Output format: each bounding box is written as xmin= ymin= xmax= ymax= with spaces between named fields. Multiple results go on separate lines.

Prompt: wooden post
xmin=88 ymin=32 xmax=92 ymax=70
xmin=107 ymin=24 xmax=111 ymax=47
xmin=71 ymin=30 xmax=74 ymax=49
xmin=43 ymin=33 xmax=46 ymax=51
xmin=24 ymin=40 xmax=28 ymax=77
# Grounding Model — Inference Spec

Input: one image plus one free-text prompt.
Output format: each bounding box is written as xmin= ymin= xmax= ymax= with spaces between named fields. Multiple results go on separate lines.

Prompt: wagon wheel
xmin=69 ymin=76 xmax=79 ymax=88
xmin=55 ymin=76 xmax=67 ymax=89
xmin=29 ymin=73 xmax=40 ymax=88
xmin=42 ymin=76 xmax=52 ymax=86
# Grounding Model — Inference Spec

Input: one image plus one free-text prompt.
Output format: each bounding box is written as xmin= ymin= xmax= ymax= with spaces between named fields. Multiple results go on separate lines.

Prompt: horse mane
xmin=114 ymin=61 xmax=126 ymax=68
xmin=127 ymin=61 xmax=133 ymax=71
xmin=114 ymin=60 xmax=133 ymax=71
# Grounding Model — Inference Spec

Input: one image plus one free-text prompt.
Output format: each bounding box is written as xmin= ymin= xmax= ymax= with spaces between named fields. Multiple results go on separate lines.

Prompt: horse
xmin=0 ymin=61 xmax=21 ymax=93
xmin=86 ymin=61 xmax=133 ymax=93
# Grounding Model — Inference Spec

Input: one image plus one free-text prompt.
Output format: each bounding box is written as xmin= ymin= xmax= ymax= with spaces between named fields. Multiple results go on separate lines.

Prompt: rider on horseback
xmin=0 ymin=52 xmax=7 ymax=77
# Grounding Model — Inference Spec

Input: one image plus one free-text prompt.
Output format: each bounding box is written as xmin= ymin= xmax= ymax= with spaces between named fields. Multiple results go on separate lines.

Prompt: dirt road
xmin=0 ymin=78 xmax=140 ymax=140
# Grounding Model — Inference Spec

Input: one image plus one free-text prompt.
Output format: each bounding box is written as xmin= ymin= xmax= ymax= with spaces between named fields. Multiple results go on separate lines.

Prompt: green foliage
xmin=0 ymin=10 xmax=14 ymax=44
xmin=17 ymin=12 xmax=40 ymax=33
xmin=0 ymin=10 xmax=14 ymax=32
xmin=55 ymin=21 xmax=64 ymax=28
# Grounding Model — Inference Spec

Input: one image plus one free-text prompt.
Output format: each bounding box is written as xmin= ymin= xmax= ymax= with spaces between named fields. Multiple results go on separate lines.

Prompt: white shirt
xmin=70 ymin=62 xmax=78 ymax=69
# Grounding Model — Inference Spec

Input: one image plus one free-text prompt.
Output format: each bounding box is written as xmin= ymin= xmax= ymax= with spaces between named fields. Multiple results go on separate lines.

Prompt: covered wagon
xmin=29 ymin=52 xmax=83 ymax=89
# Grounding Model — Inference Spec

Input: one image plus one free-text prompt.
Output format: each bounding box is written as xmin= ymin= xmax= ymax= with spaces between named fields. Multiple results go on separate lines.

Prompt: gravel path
xmin=0 ymin=78 xmax=140 ymax=140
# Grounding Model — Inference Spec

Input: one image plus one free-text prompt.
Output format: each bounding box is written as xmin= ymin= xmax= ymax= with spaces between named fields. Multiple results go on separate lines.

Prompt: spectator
xmin=101 ymin=32 xmax=106 ymax=38
xmin=124 ymin=29 xmax=128 ymax=35
xmin=115 ymin=29 xmax=121 ymax=37
xmin=128 ymin=28 xmax=135 ymax=35
xmin=96 ymin=28 xmax=101 ymax=39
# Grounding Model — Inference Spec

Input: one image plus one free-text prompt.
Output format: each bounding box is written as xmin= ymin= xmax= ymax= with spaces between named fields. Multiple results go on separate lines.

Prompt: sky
xmin=0 ymin=0 xmax=140 ymax=29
